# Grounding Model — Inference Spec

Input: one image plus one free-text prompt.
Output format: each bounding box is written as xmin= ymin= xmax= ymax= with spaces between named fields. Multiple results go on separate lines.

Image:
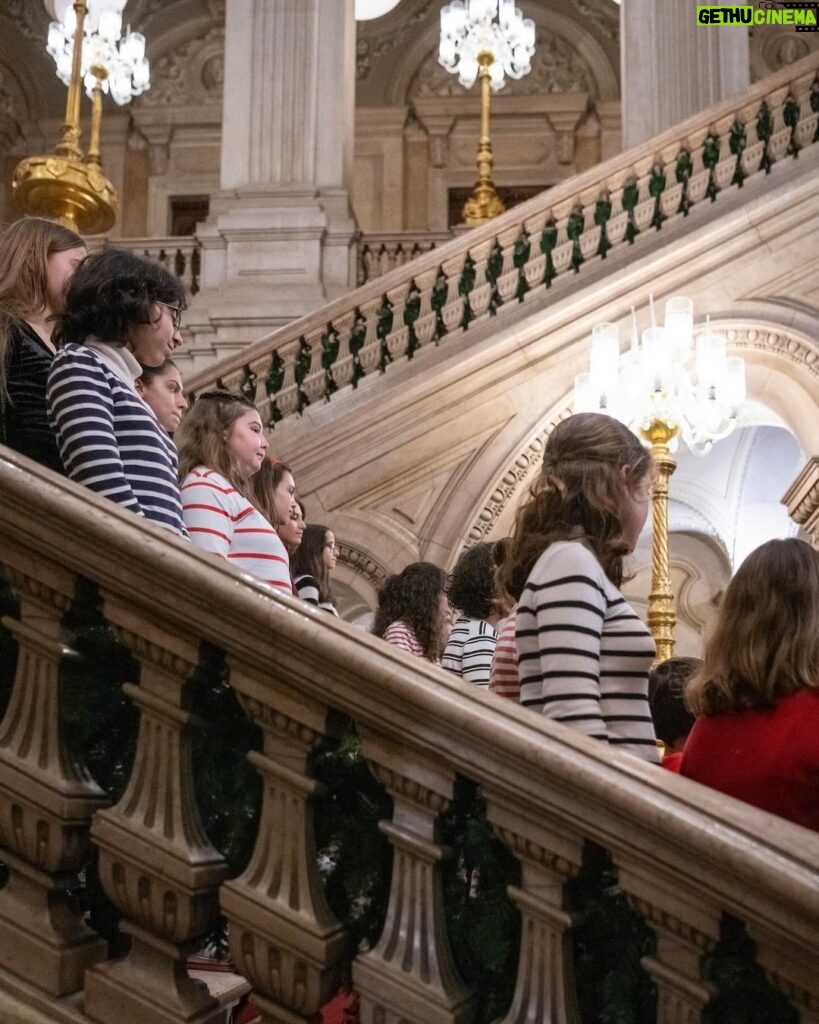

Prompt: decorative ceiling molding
xmin=138 ymin=22 xmax=224 ymax=108
xmin=336 ymin=541 xmax=389 ymax=591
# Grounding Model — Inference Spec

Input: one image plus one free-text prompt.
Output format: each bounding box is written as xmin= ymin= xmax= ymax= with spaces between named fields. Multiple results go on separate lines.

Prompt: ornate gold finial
xmin=12 ymin=1 xmax=117 ymax=233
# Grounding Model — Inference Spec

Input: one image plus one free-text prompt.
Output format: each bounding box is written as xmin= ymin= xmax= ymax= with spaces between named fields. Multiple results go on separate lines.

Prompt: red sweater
xmin=680 ymin=688 xmax=819 ymax=831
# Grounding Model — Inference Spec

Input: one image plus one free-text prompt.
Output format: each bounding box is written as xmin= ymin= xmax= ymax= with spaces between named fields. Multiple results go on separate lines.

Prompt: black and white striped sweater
xmin=516 ymin=539 xmax=658 ymax=762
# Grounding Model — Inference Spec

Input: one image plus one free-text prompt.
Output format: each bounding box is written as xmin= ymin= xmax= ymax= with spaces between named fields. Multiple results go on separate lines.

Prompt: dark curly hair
xmin=648 ymin=656 xmax=700 ymax=747
xmin=501 ymin=413 xmax=652 ymax=599
xmin=372 ymin=561 xmax=449 ymax=663
xmin=54 ymin=247 xmax=185 ymax=348
xmin=447 ymin=543 xmax=495 ymax=620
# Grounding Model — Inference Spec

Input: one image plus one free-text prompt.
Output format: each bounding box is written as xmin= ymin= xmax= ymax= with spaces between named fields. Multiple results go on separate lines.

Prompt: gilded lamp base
xmin=13 ymin=154 xmax=117 ymax=235
xmin=463 ymin=181 xmax=506 ymax=227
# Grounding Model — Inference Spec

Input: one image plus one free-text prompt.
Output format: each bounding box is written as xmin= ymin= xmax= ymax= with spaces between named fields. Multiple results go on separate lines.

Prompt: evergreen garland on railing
xmin=703 ymin=131 xmax=721 ymax=202
xmin=595 ymin=192 xmax=612 ymax=258
xmin=322 ymin=324 xmax=340 ymax=401
xmin=458 ymin=256 xmax=476 ymax=329
xmin=676 ymin=148 xmax=694 ymax=215
xmin=730 ymin=119 xmax=748 ymax=188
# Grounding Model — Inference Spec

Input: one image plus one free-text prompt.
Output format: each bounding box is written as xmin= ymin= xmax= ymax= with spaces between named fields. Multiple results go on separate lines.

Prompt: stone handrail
xmin=0 ymin=446 xmax=818 ymax=1024
xmin=184 ymin=53 xmax=819 ymax=426
xmin=357 ymin=231 xmax=454 ymax=285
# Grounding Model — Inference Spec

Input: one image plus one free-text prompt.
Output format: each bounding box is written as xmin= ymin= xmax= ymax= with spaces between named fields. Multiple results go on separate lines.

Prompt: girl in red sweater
xmin=681 ymin=538 xmax=819 ymax=831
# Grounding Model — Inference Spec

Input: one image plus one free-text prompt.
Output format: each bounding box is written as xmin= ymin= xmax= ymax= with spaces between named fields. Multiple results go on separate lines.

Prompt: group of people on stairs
xmin=1 ymin=215 xmax=817 ymax=841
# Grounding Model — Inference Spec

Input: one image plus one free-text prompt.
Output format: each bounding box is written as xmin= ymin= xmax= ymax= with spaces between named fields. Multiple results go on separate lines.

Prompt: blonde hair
xmin=686 ymin=538 xmax=819 ymax=716
xmin=0 ymin=217 xmax=85 ymax=401
xmin=502 ymin=412 xmax=652 ymax=598
xmin=175 ymin=390 xmax=260 ymax=495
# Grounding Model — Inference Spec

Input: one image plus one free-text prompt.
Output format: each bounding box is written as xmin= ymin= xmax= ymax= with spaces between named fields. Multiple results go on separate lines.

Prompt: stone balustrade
xmin=181 ymin=52 xmax=819 ymax=426
xmin=86 ymin=236 xmax=202 ymax=296
xmin=357 ymin=233 xmax=454 ymax=286
xmin=1 ymin=448 xmax=818 ymax=1024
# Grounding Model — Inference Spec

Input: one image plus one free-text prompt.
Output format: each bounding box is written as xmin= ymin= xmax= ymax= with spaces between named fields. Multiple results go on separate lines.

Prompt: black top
xmin=1 ymin=318 xmax=64 ymax=474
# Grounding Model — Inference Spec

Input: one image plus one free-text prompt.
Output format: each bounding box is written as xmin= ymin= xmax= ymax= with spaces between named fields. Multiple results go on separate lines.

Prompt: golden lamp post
xmin=575 ymin=299 xmax=747 ymax=662
xmin=438 ymin=0 xmax=535 ymax=227
xmin=13 ymin=0 xmax=149 ymax=233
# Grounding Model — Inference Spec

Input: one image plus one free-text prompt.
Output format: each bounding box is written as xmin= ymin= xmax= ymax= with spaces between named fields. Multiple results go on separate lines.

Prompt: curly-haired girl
xmin=442 ymin=543 xmax=507 ymax=687
xmin=47 ymin=247 xmax=186 ymax=534
xmin=501 ymin=412 xmax=658 ymax=761
xmin=0 ymin=217 xmax=86 ymax=473
xmin=372 ymin=562 xmax=450 ymax=663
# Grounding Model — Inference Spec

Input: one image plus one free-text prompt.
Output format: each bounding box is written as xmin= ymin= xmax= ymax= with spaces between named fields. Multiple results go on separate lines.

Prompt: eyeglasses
xmin=158 ymin=301 xmax=184 ymax=331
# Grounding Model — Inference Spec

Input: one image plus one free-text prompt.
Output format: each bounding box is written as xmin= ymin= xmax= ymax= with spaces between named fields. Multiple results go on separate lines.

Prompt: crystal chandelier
xmin=438 ymin=0 xmax=535 ymax=225
xmin=439 ymin=0 xmax=535 ymax=90
xmin=47 ymin=0 xmax=150 ymax=107
xmin=574 ymin=297 xmax=747 ymax=662
xmin=574 ymin=297 xmax=746 ymax=456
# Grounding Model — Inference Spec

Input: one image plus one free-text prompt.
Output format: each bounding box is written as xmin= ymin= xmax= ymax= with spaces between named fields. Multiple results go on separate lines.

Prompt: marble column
xmin=197 ymin=0 xmax=358 ymax=343
xmin=621 ymin=0 xmax=750 ymax=149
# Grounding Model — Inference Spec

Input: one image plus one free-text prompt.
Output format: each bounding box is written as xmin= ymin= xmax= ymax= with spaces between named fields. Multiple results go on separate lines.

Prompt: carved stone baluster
xmin=84 ymin=614 xmax=228 ymax=1024
xmin=220 ymin=678 xmax=349 ymax=1024
xmin=353 ymin=733 xmax=475 ymax=1024
xmin=484 ymin=796 xmax=583 ymax=1024
xmin=616 ymin=864 xmax=718 ymax=1024
xmin=748 ymin=926 xmax=819 ymax=1024
xmin=0 ymin=567 xmax=108 ymax=996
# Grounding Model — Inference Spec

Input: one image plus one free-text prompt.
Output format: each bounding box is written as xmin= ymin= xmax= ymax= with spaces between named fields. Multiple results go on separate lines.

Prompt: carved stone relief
xmin=356 ymin=0 xmax=439 ymax=80
xmin=408 ymin=32 xmax=596 ymax=101
xmin=138 ymin=24 xmax=225 ymax=108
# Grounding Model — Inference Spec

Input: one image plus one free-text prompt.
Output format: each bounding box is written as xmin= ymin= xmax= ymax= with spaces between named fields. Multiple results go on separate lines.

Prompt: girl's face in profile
xmin=226 ymin=409 xmax=269 ymax=477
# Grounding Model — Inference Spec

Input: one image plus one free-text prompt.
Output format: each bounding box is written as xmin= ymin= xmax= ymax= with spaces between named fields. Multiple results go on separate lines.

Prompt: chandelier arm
xmin=56 ymin=0 xmax=89 ymax=159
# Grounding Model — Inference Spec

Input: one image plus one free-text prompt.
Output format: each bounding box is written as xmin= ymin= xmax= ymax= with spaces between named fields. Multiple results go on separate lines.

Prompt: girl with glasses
xmin=0 ymin=217 xmax=86 ymax=473
xmin=291 ymin=524 xmax=339 ymax=616
xmin=175 ymin=393 xmax=292 ymax=595
xmin=47 ymin=248 xmax=187 ymax=535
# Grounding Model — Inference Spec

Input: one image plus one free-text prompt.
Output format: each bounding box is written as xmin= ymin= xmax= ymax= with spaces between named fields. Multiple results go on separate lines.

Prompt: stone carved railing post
xmin=484 ymin=796 xmax=583 ymax=1024
xmin=84 ymin=609 xmax=228 ymax=1024
xmin=353 ymin=730 xmax=475 ymax=1024
xmin=220 ymin=675 xmax=349 ymax=1024
xmin=0 ymin=565 xmax=108 ymax=996
xmin=616 ymin=861 xmax=719 ymax=1024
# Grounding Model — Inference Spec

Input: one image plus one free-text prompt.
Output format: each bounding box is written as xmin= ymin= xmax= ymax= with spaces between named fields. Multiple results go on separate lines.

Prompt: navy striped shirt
xmin=47 ymin=342 xmax=186 ymax=536
xmin=517 ymin=540 xmax=658 ymax=762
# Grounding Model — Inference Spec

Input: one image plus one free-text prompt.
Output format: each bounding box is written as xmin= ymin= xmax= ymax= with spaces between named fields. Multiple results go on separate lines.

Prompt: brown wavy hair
xmin=372 ymin=561 xmax=449 ymax=662
xmin=292 ymin=524 xmax=334 ymax=604
xmin=175 ymin=390 xmax=260 ymax=494
xmin=686 ymin=538 xmax=819 ymax=716
xmin=0 ymin=217 xmax=85 ymax=401
xmin=251 ymin=457 xmax=295 ymax=528
xmin=501 ymin=412 xmax=651 ymax=599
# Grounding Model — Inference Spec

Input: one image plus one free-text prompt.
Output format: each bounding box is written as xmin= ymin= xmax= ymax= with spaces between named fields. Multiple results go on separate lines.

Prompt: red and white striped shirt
xmin=489 ymin=610 xmax=520 ymax=700
xmin=181 ymin=467 xmax=292 ymax=595
xmin=382 ymin=620 xmax=426 ymax=659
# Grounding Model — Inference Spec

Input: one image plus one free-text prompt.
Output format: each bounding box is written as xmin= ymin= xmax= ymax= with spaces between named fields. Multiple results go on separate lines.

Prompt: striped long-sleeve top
xmin=293 ymin=574 xmax=339 ymax=615
xmin=489 ymin=610 xmax=520 ymax=700
xmin=516 ymin=539 xmax=658 ymax=762
xmin=1 ymin=319 xmax=63 ymax=473
xmin=181 ymin=468 xmax=292 ymax=595
xmin=47 ymin=342 xmax=186 ymax=535
xmin=441 ymin=616 xmax=498 ymax=688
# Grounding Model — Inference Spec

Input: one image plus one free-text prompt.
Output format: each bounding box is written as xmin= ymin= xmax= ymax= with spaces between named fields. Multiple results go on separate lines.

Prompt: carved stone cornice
xmin=337 ymin=542 xmax=389 ymax=591
xmin=782 ymin=456 xmax=819 ymax=546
